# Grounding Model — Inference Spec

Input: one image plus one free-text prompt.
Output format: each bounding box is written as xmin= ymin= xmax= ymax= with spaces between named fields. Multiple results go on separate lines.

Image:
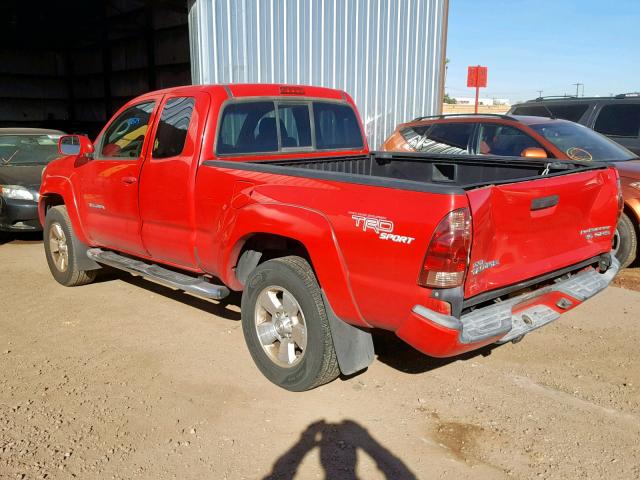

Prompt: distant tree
xmin=443 ymin=93 xmax=457 ymax=104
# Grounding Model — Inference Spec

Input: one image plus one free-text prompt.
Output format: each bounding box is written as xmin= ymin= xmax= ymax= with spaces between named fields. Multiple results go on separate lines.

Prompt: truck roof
xmin=137 ymin=83 xmax=348 ymax=101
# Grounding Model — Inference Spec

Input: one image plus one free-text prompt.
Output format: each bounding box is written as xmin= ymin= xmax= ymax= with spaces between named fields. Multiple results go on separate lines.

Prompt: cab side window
xmin=594 ymin=104 xmax=640 ymax=138
xmin=152 ymin=97 xmax=195 ymax=158
xmin=478 ymin=124 xmax=542 ymax=157
xmin=98 ymin=101 xmax=155 ymax=159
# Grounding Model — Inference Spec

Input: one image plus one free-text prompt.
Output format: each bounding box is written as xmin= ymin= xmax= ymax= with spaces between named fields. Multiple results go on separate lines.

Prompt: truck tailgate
xmin=464 ymin=167 xmax=619 ymax=299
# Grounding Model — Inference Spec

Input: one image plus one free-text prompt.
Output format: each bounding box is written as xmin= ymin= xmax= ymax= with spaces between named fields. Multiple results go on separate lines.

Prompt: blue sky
xmin=446 ymin=0 xmax=640 ymax=102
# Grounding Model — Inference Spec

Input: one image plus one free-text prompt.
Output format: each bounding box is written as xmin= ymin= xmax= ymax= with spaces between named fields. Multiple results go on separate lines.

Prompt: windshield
xmin=529 ymin=122 xmax=636 ymax=162
xmin=0 ymin=134 xmax=62 ymax=166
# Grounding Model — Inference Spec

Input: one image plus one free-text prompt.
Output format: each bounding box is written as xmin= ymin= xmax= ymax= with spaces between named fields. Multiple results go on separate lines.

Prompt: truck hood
xmin=0 ymin=165 xmax=44 ymax=190
xmin=614 ymin=159 xmax=640 ymax=180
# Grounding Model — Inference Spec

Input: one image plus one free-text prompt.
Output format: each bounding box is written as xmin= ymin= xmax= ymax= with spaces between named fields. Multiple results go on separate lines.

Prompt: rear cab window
xmin=216 ymin=99 xmax=363 ymax=156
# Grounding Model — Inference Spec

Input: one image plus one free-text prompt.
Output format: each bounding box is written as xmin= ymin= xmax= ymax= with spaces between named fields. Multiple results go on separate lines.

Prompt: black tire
xmin=614 ymin=212 xmax=637 ymax=268
xmin=43 ymin=205 xmax=98 ymax=287
xmin=241 ymin=256 xmax=340 ymax=391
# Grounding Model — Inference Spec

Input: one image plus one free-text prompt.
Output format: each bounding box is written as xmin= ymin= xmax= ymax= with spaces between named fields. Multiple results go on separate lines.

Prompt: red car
xmin=383 ymin=113 xmax=640 ymax=267
xmin=39 ymin=85 xmax=620 ymax=390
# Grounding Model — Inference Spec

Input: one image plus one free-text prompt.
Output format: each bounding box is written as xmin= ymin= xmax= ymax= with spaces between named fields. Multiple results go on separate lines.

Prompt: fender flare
xmin=219 ymin=202 xmax=368 ymax=327
xmin=39 ymin=176 xmax=100 ymax=271
xmin=220 ymin=203 xmax=375 ymax=375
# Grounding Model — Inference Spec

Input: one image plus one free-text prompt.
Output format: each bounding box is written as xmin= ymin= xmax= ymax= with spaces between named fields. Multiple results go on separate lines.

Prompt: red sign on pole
xmin=467 ymin=65 xmax=488 ymax=113
xmin=467 ymin=66 xmax=488 ymax=88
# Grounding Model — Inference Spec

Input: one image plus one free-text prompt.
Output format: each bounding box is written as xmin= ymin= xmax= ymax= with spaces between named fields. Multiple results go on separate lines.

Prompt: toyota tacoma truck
xmin=39 ymin=84 xmax=621 ymax=391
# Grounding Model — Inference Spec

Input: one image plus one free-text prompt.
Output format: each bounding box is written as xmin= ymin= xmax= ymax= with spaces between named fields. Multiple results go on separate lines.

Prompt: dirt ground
xmin=1 ymin=236 xmax=640 ymax=480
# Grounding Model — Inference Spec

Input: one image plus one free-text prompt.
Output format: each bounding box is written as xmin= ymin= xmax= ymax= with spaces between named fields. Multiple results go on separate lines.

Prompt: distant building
xmin=453 ymin=97 xmax=510 ymax=106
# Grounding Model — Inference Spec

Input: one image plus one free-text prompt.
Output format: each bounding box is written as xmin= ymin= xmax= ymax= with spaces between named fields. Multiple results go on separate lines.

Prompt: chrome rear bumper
xmin=412 ymin=255 xmax=620 ymax=345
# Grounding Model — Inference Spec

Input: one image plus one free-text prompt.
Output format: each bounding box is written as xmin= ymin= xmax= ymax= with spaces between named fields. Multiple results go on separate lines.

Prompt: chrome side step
xmin=87 ymin=248 xmax=230 ymax=300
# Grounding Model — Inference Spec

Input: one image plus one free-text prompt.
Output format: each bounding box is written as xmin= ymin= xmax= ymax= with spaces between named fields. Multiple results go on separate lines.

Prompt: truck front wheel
xmin=44 ymin=206 xmax=98 ymax=287
xmin=613 ymin=212 xmax=637 ymax=268
xmin=241 ymin=256 xmax=340 ymax=391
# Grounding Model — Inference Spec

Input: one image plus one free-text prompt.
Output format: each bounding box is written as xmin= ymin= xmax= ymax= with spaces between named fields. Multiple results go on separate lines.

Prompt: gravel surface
xmin=1 ymin=238 xmax=639 ymax=479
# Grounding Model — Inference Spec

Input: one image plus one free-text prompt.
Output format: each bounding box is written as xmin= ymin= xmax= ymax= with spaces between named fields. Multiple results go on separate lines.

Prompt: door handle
xmin=122 ymin=176 xmax=137 ymax=185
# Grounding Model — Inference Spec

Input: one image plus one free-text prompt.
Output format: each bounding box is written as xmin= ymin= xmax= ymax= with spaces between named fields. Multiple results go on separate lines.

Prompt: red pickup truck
xmin=39 ymin=84 xmax=621 ymax=391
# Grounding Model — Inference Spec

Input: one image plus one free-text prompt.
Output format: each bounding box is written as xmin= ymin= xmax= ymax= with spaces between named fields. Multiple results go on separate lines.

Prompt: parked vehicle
xmin=382 ymin=113 xmax=639 ymax=267
xmin=0 ymin=128 xmax=64 ymax=236
xmin=508 ymin=93 xmax=640 ymax=156
xmin=39 ymin=85 xmax=621 ymax=391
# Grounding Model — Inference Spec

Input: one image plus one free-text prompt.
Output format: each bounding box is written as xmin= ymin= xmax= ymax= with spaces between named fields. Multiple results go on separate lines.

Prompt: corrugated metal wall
xmin=188 ymin=0 xmax=448 ymax=148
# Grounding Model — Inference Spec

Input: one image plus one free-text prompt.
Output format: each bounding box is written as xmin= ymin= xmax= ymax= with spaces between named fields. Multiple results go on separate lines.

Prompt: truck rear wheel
xmin=613 ymin=212 xmax=637 ymax=268
xmin=241 ymin=256 xmax=340 ymax=391
xmin=44 ymin=206 xmax=98 ymax=287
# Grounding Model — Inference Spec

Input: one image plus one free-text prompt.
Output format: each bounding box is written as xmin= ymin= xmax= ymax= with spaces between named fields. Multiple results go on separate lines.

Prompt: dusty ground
xmin=1 ymin=236 xmax=640 ymax=480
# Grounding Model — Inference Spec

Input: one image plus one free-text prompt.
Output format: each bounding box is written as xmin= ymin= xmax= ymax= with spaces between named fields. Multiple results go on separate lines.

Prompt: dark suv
xmin=508 ymin=93 xmax=640 ymax=156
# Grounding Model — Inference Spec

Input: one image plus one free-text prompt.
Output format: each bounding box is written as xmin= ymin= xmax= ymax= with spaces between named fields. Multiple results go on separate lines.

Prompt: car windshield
xmin=0 ymin=134 xmax=62 ymax=166
xmin=529 ymin=122 xmax=636 ymax=162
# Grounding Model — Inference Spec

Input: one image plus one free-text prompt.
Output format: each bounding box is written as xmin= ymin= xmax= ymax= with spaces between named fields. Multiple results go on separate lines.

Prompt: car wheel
xmin=44 ymin=206 xmax=98 ymax=287
xmin=241 ymin=256 xmax=340 ymax=391
xmin=613 ymin=212 xmax=637 ymax=268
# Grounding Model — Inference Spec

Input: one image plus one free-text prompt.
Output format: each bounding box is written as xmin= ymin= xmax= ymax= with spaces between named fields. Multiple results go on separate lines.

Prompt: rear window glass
xmin=217 ymin=101 xmax=363 ymax=154
xmin=594 ymin=104 xmax=640 ymax=137
xmin=278 ymin=104 xmax=312 ymax=148
xmin=548 ymin=104 xmax=589 ymax=122
xmin=217 ymin=101 xmax=278 ymax=154
xmin=512 ymin=105 xmax=551 ymax=117
xmin=513 ymin=104 xmax=590 ymax=122
xmin=313 ymin=102 xmax=364 ymax=150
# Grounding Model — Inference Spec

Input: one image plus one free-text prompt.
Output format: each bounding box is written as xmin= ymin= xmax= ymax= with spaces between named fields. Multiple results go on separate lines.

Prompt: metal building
xmin=188 ymin=0 xmax=449 ymax=148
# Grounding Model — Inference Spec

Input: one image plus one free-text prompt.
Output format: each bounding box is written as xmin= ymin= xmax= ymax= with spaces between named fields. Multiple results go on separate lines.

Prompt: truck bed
xmin=207 ymin=152 xmax=605 ymax=193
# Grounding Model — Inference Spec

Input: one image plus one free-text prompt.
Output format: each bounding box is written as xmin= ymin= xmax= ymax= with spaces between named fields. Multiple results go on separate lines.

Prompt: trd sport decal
xmin=350 ymin=213 xmax=416 ymax=245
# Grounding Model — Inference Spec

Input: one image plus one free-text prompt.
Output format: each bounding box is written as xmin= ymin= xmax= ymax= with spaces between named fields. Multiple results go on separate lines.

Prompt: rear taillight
xmin=418 ymin=207 xmax=472 ymax=288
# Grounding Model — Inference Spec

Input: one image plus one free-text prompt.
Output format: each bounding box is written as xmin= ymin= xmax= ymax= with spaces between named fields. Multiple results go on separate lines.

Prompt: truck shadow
xmin=95 ymin=269 xmax=496 ymax=373
xmin=0 ymin=231 xmax=43 ymax=245
xmin=371 ymin=330 xmax=498 ymax=375
xmin=99 ymin=268 xmax=242 ymax=321
xmin=263 ymin=419 xmax=417 ymax=480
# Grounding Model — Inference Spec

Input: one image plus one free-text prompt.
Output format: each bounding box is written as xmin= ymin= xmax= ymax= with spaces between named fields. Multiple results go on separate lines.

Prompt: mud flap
xmin=75 ymin=237 xmax=101 ymax=271
xmin=321 ymin=291 xmax=375 ymax=376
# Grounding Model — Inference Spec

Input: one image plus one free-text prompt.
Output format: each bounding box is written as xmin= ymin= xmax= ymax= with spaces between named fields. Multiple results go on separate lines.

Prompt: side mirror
xmin=521 ymin=147 xmax=548 ymax=159
xmin=58 ymin=135 xmax=94 ymax=157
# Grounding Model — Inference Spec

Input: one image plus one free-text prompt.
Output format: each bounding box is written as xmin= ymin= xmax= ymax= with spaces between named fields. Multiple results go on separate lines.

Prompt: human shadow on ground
xmin=263 ymin=419 xmax=417 ymax=480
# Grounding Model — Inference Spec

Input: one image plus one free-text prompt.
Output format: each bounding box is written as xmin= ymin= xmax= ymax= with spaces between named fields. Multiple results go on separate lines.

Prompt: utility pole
xmin=572 ymin=82 xmax=583 ymax=98
xmin=537 ymin=89 xmax=543 ymax=98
